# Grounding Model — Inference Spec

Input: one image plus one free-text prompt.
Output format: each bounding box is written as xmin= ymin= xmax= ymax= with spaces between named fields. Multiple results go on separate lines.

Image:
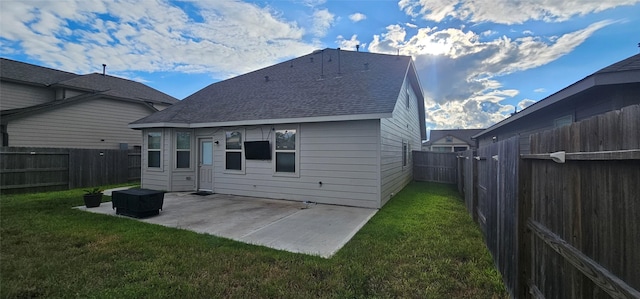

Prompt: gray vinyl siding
xmin=7 ymin=97 xmax=152 ymax=149
xmin=380 ymin=79 xmax=422 ymax=206
xmin=141 ymin=120 xmax=382 ymax=208
xmin=0 ymin=81 xmax=54 ymax=109
xmin=211 ymin=120 xmax=381 ymax=208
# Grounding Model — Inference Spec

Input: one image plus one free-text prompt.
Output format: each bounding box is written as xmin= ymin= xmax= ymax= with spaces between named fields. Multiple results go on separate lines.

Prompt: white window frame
xmin=273 ymin=125 xmax=300 ymax=177
xmin=146 ymin=130 xmax=163 ymax=171
xmin=175 ymin=130 xmax=192 ymax=170
xmin=224 ymin=129 xmax=245 ymax=174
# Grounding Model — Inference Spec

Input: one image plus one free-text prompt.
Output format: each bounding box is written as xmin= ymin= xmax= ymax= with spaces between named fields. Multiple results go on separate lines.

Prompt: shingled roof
xmin=131 ymin=48 xmax=422 ymax=128
xmin=54 ymin=73 xmax=178 ymax=105
xmin=0 ymin=58 xmax=78 ymax=86
xmin=1 ymin=57 xmax=178 ymax=108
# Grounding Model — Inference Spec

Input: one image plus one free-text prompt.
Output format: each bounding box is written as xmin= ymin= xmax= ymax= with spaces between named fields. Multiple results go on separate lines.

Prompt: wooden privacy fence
xmin=412 ymin=151 xmax=458 ymax=184
xmin=0 ymin=147 xmax=141 ymax=194
xmin=458 ymin=104 xmax=640 ymax=298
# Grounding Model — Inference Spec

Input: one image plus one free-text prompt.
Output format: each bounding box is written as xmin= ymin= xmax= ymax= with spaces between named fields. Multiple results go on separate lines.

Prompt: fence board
xmin=476 ymin=137 xmax=519 ymax=296
xmin=460 ymin=104 xmax=640 ymax=298
xmin=412 ymin=151 xmax=458 ymax=184
xmin=525 ymin=104 xmax=640 ymax=298
xmin=1 ymin=147 xmax=141 ymax=194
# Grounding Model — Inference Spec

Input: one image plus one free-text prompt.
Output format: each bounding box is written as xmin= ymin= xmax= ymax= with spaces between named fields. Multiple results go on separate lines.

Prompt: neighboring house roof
xmin=424 ymin=129 xmax=484 ymax=146
xmin=131 ymin=48 xmax=426 ymax=138
xmin=474 ymin=53 xmax=640 ymax=139
xmin=1 ymin=58 xmax=179 ymax=121
xmin=0 ymin=58 xmax=78 ymax=86
xmin=53 ymin=73 xmax=178 ymax=105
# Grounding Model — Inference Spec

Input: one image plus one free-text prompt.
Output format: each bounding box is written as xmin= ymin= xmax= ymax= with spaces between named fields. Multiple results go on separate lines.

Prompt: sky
xmin=2 ymin=0 xmax=639 ymax=132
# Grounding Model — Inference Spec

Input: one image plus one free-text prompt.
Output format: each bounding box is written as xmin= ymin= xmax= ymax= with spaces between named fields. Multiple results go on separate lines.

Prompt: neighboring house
xmin=130 ymin=48 xmax=427 ymax=209
xmin=422 ymin=129 xmax=483 ymax=152
xmin=474 ymin=53 xmax=640 ymax=154
xmin=0 ymin=58 xmax=178 ymax=149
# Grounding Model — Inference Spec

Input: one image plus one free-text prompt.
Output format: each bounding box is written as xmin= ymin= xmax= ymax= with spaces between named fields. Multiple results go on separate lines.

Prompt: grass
xmin=1 ymin=182 xmax=507 ymax=298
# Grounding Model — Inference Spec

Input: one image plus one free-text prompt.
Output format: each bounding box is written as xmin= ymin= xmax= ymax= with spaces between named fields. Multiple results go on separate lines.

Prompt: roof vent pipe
xmin=102 ymin=64 xmax=106 ymax=76
xmin=356 ymin=45 xmax=360 ymax=52
xmin=337 ymin=48 xmax=341 ymax=74
xmin=321 ymin=50 xmax=324 ymax=78
xmin=265 ymin=75 xmax=269 ymax=82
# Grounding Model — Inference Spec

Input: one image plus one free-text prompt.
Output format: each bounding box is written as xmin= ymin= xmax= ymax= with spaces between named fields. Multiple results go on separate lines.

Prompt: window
xmin=176 ymin=131 xmax=191 ymax=168
xmin=1 ymin=125 xmax=8 ymax=146
xmin=445 ymin=136 xmax=453 ymax=142
xmin=275 ymin=129 xmax=296 ymax=173
xmin=405 ymin=87 xmax=412 ymax=109
xmin=402 ymin=140 xmax=408 ymax=167
xmin=225 ymin=131 xmax=242 ymax=170
xmin=554 ymin=115 xmax=573 ymax=128
xmin=147 ymin=131 xmax=161 ymax=168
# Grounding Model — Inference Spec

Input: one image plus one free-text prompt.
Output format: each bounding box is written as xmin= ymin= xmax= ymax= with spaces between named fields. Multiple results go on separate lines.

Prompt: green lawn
xmin=1 ymin=182 xmax=506 ymax=298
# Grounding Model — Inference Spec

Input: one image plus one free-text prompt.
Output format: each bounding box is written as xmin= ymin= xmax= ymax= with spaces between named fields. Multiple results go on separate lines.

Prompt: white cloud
xmin=299 ymin=0 xmax=327 ymax=7
xmin=534 ymin=88 xmax=546 ymax=92
xmin=369 ymin=21 xmax=611 ymax=128
xmin=481 ymin=30 xmax=497 ymax=37
xmin=349 ymin=13 xmax=367 ymax=22
xmin=0 ymin=0 xmax=317 ymax=78
xmin=336 ymin=34 xmax=364 ymax=51
xmin=518 ymin=99 xmax=536 ymax=110
xmin=398 ymin=0 xmax=640 ymax=24
xmin=523 ymin=30 xmax=534 ymax=35
xmin=311 ymin=8 xmax=336 ymax=37
xmin=406 ymin=22 xmax=418 ymax=28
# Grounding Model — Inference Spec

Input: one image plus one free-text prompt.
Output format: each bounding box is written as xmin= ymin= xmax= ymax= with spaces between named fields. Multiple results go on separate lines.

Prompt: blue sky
xmin=2 ymin=0 xmax=639 ymax=130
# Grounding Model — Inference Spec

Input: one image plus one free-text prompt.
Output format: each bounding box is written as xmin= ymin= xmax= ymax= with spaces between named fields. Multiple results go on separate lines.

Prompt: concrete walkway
xmin=76 ymin=191 xmax=377 ymax=258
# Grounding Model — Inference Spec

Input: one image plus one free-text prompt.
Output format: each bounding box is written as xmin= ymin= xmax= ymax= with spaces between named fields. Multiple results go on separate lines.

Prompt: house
xmin=0 ymin=58 xmax=178 ymax=149
xmin=473 ymin=53 xmax=640 ymax=154
xmin=422 ymin=129 xmax=483 ymax=152
xmin=130 ymin=48 xmax=426 ymax=208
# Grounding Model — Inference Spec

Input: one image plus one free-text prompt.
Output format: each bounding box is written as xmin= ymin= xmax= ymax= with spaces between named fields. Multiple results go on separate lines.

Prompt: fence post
xmin=472 ymin=152 xmax=478 ymax=223
xmin=517 ymin=156 xmax=532 ymax=298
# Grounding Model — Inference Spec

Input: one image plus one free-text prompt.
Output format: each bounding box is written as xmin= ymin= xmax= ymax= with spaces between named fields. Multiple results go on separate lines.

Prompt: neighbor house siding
xmin=0 ymin=81 xmax=54 ymax=110
xmin=380 ymin=79 xmax=422 ymax=206
xmin=429 ymin=136 xmax=470 ymax=151
xmin=7 ymin=98 xmax=152 ymax=149
xmin=477 ymin=84 xmax=640 ymax=154
xmin=206 ymin=120 xmax=381 ymax=208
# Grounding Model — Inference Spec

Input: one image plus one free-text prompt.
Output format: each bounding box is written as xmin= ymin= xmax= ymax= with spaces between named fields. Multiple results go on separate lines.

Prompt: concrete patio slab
xmin=76 ymin=191 xmax=377 ymax=258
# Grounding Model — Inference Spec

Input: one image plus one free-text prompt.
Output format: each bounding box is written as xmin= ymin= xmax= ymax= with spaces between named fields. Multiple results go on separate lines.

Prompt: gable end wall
xmin=380 ymin=78 xmax=422 ymax=207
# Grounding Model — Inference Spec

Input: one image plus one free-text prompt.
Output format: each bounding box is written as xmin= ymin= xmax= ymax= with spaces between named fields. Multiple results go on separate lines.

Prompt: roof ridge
xmin=1 ymin=57 xmax=78 ymax=76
